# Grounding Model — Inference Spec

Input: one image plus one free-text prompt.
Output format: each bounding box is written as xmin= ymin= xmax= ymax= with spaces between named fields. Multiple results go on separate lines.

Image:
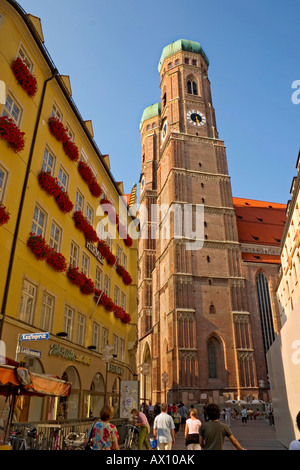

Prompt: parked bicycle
xmin=64 ymin=431 xmax=86 ymax=450
xmin=124 ymin=423 xmax=139 ymax=450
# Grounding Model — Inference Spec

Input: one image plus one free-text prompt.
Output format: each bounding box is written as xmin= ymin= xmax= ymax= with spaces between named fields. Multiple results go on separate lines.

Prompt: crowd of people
xmin=84 ymin=402 xmax=300 ymax=451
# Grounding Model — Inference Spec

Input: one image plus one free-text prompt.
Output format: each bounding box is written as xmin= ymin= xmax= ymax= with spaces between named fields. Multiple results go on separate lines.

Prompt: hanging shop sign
xmin=85 ymin=240 xmax=104 ymax=264
xmin=49 ymin=343 xmax=91 ymax=366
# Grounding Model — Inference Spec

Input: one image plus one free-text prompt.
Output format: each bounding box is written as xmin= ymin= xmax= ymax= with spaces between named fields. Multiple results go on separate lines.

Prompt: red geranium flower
xmin=73 ymin=211 xmax=98 ymax=242
xmin=0 ymin=204 xmax=10 ymax=226
xmin=46 ymin=248 xmax=67 ymax=272
xmin=78 ymin=161 xmax=102 ymax=198
xmin=27 ymin=233 xmax=51 ymax=261
xmin=38 ymin=171 xmax=73 ymax=214
xmin=0 ymin=116 xmax=25 ymax=153
xmin=63 ymin=139 xmax=79 ymax=162
xmin=11 ymin=58 xmax=38 ymax=98
xmin=67 ymin=266 xmax=86 ymax=287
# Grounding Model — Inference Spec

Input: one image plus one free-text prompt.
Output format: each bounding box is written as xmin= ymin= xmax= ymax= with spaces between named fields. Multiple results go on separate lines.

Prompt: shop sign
xmin=85 ymin=240 xmax=104 ymax=264
xmin=49 ymin=343 xmax=91 ymax=365
xmin=108 ymin=363 xmax=124 ymax=375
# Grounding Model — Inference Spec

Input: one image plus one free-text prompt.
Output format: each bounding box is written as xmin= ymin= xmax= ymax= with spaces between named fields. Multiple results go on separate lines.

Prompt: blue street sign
xmin=20 ymin=347 xmax=42 ymax=358
xmin=20 ymin=332 xmax=50 ymax=342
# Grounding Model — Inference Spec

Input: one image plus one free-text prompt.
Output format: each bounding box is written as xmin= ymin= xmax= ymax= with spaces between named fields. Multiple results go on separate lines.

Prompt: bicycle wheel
xmin=124 ymin=434 xmax=133 ymax=450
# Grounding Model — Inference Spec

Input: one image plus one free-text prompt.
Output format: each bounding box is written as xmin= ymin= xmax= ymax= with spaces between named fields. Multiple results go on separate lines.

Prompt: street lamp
xmin=162 ymin=371 xmax=168 ymax=403
xmin=140 ymin=363 xmax=150 ymax=405
xmin=102 ymin=345 xmax=114 ymax=405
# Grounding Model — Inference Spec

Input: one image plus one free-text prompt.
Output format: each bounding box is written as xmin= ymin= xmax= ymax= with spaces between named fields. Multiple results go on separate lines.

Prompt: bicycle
xmin=64 ymin=431 xmax=86 ymax=450
xmin=124 ymin=424 xmax=139 ymax=450
xmin=9 ymin=430 xmax=29 ymax=450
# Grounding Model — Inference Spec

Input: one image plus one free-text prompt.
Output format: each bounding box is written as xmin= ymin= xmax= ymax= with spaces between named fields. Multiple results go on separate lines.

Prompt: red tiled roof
xmin=241 ymin=253 xmax=281 ymax=264
xmin=233 ymin=197 xmax=286 ymax=247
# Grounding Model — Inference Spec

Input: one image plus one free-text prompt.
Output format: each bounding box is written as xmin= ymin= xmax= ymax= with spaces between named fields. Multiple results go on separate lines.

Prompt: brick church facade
xmin=137 ymin=39 xmax=285 ymax=406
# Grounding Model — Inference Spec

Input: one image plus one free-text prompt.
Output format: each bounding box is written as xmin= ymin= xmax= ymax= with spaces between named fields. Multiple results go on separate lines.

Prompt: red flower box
xmin=100 ymin=198 xmax=118 ymax=224
xmin=67 ymin=266 xmax=86 ymax=287
xmin=94 ymin=290 xmax=131 ymax=323
xmin=27 ymin=233 xmax=50 ymax=261
xmin=94 ymin=289 xmax=110 ymax=308
xmin=48 ymin=117 xmax=79 ymax=162
xmin=73 ymin=211 xmax=98 ymax=242
xmin=113 ymin=305 xmax=131 ymax=324
xmin=97 ymin=239 xmax=111 ymax=260
xmin=116 ymin=264 xmax=132 ymax=285
xmin=11 ymin=58 xmax=38 ymax=98
xmin=48 ymin=116 xmax=68 ymax=143
xmin=46 ymin=248 xmax=67 ymax=272
xmin=38 ymin=171 xmax=73 ymax=213
xmin=63 ymin=139 xmax=79 ymax=162
xmin=78 ymin=161 xmax=102 ymax=198
xmin=0 ymin=205 xmax=10 ymax=226
xmin=0 ymin=116 xmax=25 ymax=153
xmin=80 ymin=275 xmax=95 ymax=295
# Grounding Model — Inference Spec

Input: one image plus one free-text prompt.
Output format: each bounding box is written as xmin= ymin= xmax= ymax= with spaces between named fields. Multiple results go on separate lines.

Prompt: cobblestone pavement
xmin=168 ymin=416 xmax=287 ymax=451
xmin=147 ymin=416 xmax=287 ymax=451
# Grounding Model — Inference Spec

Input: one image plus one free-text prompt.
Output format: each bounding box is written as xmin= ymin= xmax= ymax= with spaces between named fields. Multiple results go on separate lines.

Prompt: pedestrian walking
xmin=224 ymin=405 xmax=231 ymax=427
xmin=153 ymin=403 xmax=175 ymax=450
xmin=172 ymin=405 xmax=181 ymax=435
xmin=289 ymin=411 xmax=300 ymax=450
xmin=200 ymin=403 xmax=245 ymax=450
xmin=131 ymin=408 xmax=151 ymax=450
xmin=241 ymin=406 xmax=247 ymax=425
xmin=85 ymin=405 xmax=119 ymax=450
xmin=179 ymin=402 xmax=189 ymax=431
xmin=185 ymin=408 xmax=201 ymax=450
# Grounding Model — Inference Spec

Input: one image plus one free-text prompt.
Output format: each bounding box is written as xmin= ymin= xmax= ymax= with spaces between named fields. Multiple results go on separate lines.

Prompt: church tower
xmin=138 ymin=40 xmax=258 ymax=405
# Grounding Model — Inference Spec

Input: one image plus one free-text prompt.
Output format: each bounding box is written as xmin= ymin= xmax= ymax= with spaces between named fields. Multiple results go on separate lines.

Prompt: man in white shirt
xmin=153 ymin=403 xmax=175 ymax=450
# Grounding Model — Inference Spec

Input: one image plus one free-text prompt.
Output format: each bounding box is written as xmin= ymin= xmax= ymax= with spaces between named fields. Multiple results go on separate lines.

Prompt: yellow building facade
xmin=0 ymin=0 xmax=137 ymax=423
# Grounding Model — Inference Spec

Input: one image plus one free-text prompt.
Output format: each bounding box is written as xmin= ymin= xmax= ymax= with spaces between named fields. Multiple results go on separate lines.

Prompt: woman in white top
xmin=185 ymin=408 xmax=202 ymax=450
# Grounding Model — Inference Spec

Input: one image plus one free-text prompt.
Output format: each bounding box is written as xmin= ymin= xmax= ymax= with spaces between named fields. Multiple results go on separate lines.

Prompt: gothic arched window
xmin=255 ymin=272 xmax=276 ymax=352
xmin=187 ymin=79 xmax=198 ymax=95
xmin=207 ymin=339 xmax=218 ymax=379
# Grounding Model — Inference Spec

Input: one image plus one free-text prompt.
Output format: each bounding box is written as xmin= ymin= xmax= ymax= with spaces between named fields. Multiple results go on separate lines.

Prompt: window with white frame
xmin=113 ymin=334 xmax=118 ymax=357
xmin=104 ymin=275 xmax=110 ymax=296
xmin=51 ymin=101 xmax=63 ymax=121
xmin=19 ymin=279 xmax=37 ymax=324
xmin=0 ymin=164 xmax=8 ymax=203
xmin=17 ymin=45 xmax=34 ymax=72
xmin=97 ymin=221 xmax=105 ymax=240
xmin=75 ymin=190 xmax=84 ymax=213
xmin=122 ymin=253 xmax=127 ymax=269
xmin=95 ymin=266 xmax=102 ymax=291
xmin=107 ymin=233 xmax=112 ymax=250
xmin=90 ymin=163 xmax=97 ymax=178
xmin=101 ymin=327 xmax=108 ymax=350
xmin=40 ymin=291 xmax=55 ymax=332
xmin=116 ymin=245 xmax=122 ymax=264
xmin=82 ymin=252 xmax=90 ymax=276
xmin=86 ymin=204 xmax=93 ymax=225
xmin=70 ymin=240 xmax=79 ymax=267
xmin=80 ymin=148 xmax=88 ymax=163
xmin=49 ymin=220 xmax=62 ymax=251
xmin=57 ymin=166 xmax=68 ymax=191
xmin=114 ymin=285 xmax=120 ymax=306
xmin=120 ymin=338 xmax=125 ymax=362
xmin=77 ymin=313 xmax=86 ymax=346
xmin=2 ymin=93 xmax=22 ymax=125
xmin=63 ymin=305 xmax=74 ymax=341
xmin=42 ymin=147 xmax=55 ymax=174
xmin=32 ymin=205 xmax=47 ymax=236
xmin=65 ymin=123 xmax=75 ymax=142
xmin=92 ymin=322 xmax=100 ymax=351
xmin=121 ymin=292 xmax=126 ymax=310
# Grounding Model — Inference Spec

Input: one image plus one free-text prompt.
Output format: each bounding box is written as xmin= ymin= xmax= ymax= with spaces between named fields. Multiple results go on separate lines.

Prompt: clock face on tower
xmin=161 ymin=120 xmax=168 ymax=141
xmin=186 ymin=110 xmax=206 ymax=127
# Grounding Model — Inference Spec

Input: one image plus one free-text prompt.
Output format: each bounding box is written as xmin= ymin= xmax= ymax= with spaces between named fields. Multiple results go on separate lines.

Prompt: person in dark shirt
xmin=200 ymin=404 xmax=245 ymax=450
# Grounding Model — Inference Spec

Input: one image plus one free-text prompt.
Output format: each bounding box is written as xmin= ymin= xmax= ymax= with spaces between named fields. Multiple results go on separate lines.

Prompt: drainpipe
xmin=0 ymin=69 xmax=58 ymax=340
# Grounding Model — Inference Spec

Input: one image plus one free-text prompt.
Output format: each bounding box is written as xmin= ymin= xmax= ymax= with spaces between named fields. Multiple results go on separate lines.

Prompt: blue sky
xmin=19 ymin=0 xmax=300 ymax=205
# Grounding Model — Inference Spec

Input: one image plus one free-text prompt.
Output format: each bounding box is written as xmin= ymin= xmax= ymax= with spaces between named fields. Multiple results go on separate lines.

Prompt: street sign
xmin=20 ymin=347 xmax=42 ymax=358
xmin=20 ymin=332 xmax=50 ymax=342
